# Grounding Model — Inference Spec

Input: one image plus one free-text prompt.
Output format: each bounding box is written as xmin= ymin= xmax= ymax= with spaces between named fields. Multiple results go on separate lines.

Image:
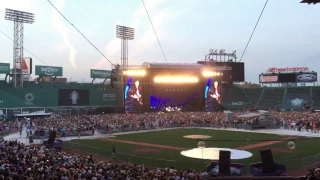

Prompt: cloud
xmin=51 ymin=0 xmax=77 ymax=69
xmin=93 ymin=0 xmax=168 ymax=69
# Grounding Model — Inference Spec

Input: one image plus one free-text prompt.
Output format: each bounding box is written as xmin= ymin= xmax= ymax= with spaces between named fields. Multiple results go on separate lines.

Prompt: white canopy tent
xmin=237 ymin=113 xmax=263 ymax=118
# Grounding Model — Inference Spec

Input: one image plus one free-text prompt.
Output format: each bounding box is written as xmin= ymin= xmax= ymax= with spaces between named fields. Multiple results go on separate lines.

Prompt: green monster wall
xmin=0 ymin=88 xmax=117 ymax=108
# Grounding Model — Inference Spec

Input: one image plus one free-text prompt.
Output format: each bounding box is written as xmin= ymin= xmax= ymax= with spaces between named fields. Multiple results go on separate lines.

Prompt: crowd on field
xmin=270 ymin=112 xmax=320 ymax=133
xmin=0 ymin=121 xmax=19 ymax=136
xmin=14 ymin=111 xmax=320 ymax=138
xmin=0 ymin=111 xmax=319 ymax=179
xmin=0 ymin=139 xmax=211 ymax=180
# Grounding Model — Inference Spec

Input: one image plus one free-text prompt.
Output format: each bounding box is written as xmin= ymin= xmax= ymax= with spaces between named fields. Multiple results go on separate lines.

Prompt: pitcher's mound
xmin=133 ymin=148 xmax=162 ymax=154
xmin=183 ymin=135 xmax=212 ymax=139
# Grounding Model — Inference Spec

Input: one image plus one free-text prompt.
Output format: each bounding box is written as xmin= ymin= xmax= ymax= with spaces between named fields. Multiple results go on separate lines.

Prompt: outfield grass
xmin=63 ymin=128 xmax=320 ymax=171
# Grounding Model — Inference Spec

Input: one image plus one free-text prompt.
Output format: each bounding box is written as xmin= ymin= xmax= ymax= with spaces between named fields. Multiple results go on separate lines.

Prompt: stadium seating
xmin=286 ymin=87 xmax=311 ymax=96
xmin=311 ymin=87 xmax=320 ymax=109
xmin=257 ymin=88 xmax=285 ymax=110
xmin=24 ymin=81 xmax=40 ymax=89
xmin=222 ymin=85 xmax=249 ymax=102
xmin=243 ymin=88 xmax=263 ymax=103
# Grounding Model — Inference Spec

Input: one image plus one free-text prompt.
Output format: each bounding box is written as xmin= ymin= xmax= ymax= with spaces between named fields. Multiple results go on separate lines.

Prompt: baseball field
xmin=63 ymin=128 xmax=320 ymax=172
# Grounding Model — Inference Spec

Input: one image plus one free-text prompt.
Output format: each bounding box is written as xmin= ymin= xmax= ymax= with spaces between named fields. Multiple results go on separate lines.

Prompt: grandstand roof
xmin=142 ymin=62 xmax=204 ymax=69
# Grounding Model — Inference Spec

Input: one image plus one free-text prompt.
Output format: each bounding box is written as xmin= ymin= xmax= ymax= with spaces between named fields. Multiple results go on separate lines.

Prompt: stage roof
xmin=142 ymin=62 xmax=204 ymax=69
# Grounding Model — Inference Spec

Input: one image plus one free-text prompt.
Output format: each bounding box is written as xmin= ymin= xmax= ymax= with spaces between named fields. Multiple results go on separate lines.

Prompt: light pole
xmin=116 ymin=25 xmax=135 ymax=109
xmin=5 ymin=9 xmax=35 ymax=88
xmin=116 ymin=25 xmax=135 ymax=70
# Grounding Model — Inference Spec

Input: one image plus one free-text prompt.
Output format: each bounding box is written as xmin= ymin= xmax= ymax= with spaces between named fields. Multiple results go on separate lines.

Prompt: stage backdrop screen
xmin=124 ymin=77 xmax=144 ymax=113
xmin=282 ymin=94 xmax=311 ymax=110
xmin=205 ymin=78 xmax=222 ymax=112
xmin=58 ymin=89 xmax=89 ymax=106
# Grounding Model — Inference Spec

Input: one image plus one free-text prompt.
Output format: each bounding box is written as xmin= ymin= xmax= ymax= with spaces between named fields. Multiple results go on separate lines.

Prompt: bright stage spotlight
xmin=202 ymin=71 xmax=223 ymax=77
xmin=154 ymin=76 xmax=199 ymax=83
xmin=123 ymin=70 xmax=146 ymax=76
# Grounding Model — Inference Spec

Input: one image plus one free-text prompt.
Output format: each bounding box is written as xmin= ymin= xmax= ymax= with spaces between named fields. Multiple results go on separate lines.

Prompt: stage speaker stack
xmin=48 ymin=130 xmax=56 ymax=145
xmin=260 ymin=149 xmax=275 ymax=173
xmin=219 ymin=150 xmax=231 ymax=176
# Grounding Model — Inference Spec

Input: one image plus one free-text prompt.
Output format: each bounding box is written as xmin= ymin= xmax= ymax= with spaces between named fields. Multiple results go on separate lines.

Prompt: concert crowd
xmin=0 ymin=111 xmax=319 ymax=179
xmin=24 ymin=111 xmax=320 ymax=136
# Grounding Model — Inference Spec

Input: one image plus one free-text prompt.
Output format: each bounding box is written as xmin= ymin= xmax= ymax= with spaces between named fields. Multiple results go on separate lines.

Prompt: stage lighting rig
xmin=202 ymin=71 xmax=223 ymax=77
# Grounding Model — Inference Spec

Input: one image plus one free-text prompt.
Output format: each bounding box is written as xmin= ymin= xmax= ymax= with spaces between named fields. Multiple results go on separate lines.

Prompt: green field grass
xmin=63 ymin=128 xmax=320 ymax=171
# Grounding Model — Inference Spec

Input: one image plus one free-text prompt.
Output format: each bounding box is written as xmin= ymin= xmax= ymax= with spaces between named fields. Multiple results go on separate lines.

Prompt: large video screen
xmin=205 ymin=78 xmax=222 ymax=112
xmin=282 ymin=94 xmax=311 ymax=110
xmin=278 ymin=73 xmax=296 ymax=83
xmin=58 ymin=89 xmax=89 ymax=106
xmin=124 ymin=77 xmax=145 ymax=113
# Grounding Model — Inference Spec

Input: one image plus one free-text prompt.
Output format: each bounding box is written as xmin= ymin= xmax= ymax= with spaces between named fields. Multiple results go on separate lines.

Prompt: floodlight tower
xmin=116 ymin=25 xmax=135 ymax=70
xmin=5 ymin=9 xmax=34 ymax=88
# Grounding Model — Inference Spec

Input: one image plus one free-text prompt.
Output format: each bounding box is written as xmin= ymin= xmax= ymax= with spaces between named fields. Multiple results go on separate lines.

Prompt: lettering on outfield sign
xmin=267 ymin=67 xmax=309 ymax=73
xmin=103 ymin=93 xmax=116 ymax=101
xmin=296 ymin=74 xmax=317 ymax=81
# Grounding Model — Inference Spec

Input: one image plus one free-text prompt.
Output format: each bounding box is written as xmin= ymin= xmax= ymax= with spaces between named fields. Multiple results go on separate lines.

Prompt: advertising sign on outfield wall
xmin=259 ymin=75 xmax=279 ymax=83
xmin=0 ymin=63 xmax=10 ymax=74
xmin=90 ymin=69 xmax=111 ymax=79
xmin=296 ymin=73 xmax=317 ymax=82
xmin=35 ymin=65 xmax=63 ymax=76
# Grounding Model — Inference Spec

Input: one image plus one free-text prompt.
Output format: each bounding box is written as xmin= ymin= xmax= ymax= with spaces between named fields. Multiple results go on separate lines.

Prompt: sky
xmin=0 ymin=0 xmax=319 ymax=83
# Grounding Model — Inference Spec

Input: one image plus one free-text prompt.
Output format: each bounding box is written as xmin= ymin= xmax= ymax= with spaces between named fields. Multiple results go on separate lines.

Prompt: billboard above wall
xmin=23 ymin=57 xmax=32 ymax=74
xmin=259 ymin=75 xmax=279 ymax=83
xmin=35 ymin=65 xmax=63 ymax=76
xmin=260 ymin=72 xmax=317 ymax=83
xmin=90 ymin=69 xmax=111 ymax=79
xmin=0 ymin=63 xmax=10 ymax=74
xmin=296 ymin=73 xmax=317 ymax=82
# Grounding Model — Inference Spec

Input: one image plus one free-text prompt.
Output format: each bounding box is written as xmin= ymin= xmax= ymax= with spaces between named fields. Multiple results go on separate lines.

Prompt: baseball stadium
xmin=1 ymin=0 xmax=320 ymax=179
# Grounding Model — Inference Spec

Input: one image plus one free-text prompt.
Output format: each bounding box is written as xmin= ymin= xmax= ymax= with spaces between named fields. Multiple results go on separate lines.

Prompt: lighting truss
xmin=5 ymin=9 xmax=35 ymax=24
xmin=116 ymin=25 xmax=135 ymax=40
